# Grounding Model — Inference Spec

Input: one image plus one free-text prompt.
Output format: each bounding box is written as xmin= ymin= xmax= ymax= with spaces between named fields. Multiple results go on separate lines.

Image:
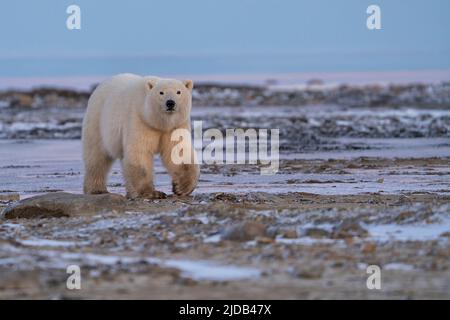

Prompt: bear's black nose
xmin=166 ymin=99 xmax=176 ymax=111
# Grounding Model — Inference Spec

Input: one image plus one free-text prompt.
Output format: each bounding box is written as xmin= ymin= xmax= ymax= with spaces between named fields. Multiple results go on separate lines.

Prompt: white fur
xmin=82 ymin=73 xmax=199 ymax=198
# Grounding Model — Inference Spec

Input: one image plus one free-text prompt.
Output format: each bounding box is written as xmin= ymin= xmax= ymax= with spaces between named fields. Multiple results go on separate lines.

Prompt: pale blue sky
xmin=0 ymin=0 xmax=449 ymax=76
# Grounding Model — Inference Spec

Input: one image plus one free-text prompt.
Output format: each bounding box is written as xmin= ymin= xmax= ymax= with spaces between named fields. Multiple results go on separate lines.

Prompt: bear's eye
xmin=159 ymin=91 xmax=164 ymax=95
xmin=177 ymin=91 xmax=181 ymax=95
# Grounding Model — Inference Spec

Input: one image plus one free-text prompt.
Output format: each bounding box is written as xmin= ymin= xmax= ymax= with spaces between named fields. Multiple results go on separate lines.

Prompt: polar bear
xmin=82 ymin=73 xmax=200 ymax=199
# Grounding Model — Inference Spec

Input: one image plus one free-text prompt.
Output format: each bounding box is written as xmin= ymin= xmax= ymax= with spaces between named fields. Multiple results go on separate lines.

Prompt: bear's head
xmin=144 ymin=77 xmax=193 ymax=131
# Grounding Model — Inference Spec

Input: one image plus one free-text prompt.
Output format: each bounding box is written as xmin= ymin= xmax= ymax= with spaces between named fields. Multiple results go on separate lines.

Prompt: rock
xmin=269 ymin=227 xmax=298 ymax=239
xmin=256 ymin=236 xmax=275 ymax=244
xmin=222 ymin=221 xmax=270 ymax=241
xmin=332 ymin=220 xmax=369 ymax=239
xmin=362 ymin=242 xmax=377 ymax=254
xmin=266 ymin=226 xmax=279 ymax=238
xmin=394 ymin=211 xmax=415 ymax=223
xmin=11 ymin=94 xmax=33 ymax=108
xmin=282 ymin=229 xmax=298 ymax=239
xmin=0 ymin=193 xmax=20 ymax=203
xmin=1 ymin=192 xmax=126 ymax=219
xmin=291 ymin=265 xmax=324 ymax=279
xmin=439 ymin=231 xmax=450 ymax=238
xmin=303 ymin=228 xmax=331 ymax=238
xmin=212 ymin=193 xmax=237 ymax=202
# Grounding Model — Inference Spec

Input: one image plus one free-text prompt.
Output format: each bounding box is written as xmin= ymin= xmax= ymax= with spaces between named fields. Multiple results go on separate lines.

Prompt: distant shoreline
xmin=1 ymin=69 xmax=450 ymax=91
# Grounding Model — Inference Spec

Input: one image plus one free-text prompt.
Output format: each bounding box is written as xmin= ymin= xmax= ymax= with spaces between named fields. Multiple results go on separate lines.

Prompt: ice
xmin=203 ymin=234 xmax=222 ymax=243
xmin=276 ymin=237 xmax=342 ymax=246
xmin=383 ymin=263 xmax=415 ymax=271
xmin=18 ymin=238 xmax=85 ymax=248
xmin=365 ymin=217 xmax=450 ymax=242
xmin=0 ymin=139 xmax=448 ymax=197
xmin=164 ymin=259 xmax=261 ymax=281
xmin=0 ymin=245 xmax=261 ymax=281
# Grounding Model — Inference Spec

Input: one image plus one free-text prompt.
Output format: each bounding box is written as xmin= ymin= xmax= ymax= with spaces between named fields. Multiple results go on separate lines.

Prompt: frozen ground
xmin=0 ymin=138 xmax=449 ymax=197
xmin=0 ymin=105 xmax=449 ymax=299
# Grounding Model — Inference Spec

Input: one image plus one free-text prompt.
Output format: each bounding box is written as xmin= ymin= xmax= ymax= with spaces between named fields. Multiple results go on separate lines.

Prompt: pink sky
xmin=1 ymin=70 xmax=449 ymax=91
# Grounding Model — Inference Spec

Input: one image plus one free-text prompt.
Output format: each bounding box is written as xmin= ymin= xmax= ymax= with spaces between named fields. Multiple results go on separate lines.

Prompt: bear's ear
xmin=147 ymin=79 xmax=157 ymax=90
xmin=183 ymin=79 xmax=194 ymax=91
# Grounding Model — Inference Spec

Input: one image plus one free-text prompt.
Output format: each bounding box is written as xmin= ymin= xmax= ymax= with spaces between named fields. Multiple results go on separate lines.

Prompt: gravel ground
xmin=0 ymin=99 xmax=449 ymax=299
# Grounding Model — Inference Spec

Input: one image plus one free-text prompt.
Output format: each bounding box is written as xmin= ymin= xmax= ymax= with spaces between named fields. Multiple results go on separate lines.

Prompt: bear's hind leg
xmin=83 ymin=151 xmax=113 ymax=194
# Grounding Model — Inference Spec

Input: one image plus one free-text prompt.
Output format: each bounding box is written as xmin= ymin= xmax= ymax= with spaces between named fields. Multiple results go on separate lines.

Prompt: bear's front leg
xmin=161 ymin=144 xmax=200 ymax=196
xmin=121 ymin=153 xmax=166 ymax=200
xmin=170 ymin=163 xmax=200 ymax=196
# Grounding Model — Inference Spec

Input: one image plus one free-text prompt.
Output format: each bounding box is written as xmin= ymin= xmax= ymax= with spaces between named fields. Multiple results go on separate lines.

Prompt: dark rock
xmin=303 ymin=228 xmax=331 ymax=238
xmin=1 ymin=192 xmax=126 ymax=219
xmin=281 ymin=229 xmax=298 ymax=239
xmin=440 ymin=231 xmax=450 ymax=238
xmin=222 ymin=221 xmax=270 ymax=241
xmin=211 ymin=192 xmax=237 ymax=202
xmin=291 ymin=265 xmax=324 ymax=279
xmin=332 ymin=220 xmax=369 ymax=239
